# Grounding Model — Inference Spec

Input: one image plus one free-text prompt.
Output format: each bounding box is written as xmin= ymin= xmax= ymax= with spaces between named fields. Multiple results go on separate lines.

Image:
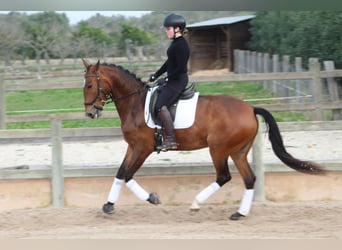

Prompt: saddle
xmin=148 ymin=80 xmax=196 ymax=126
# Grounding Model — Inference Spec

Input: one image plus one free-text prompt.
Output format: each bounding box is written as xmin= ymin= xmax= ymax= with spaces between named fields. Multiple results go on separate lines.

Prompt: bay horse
xmin=82 ymin=59 xmax=325 ymax=220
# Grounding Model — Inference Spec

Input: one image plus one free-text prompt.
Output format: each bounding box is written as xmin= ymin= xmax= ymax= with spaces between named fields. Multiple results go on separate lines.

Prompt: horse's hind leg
xmin=190 ymin=150 xmax=232 ymax=211
xmin=230 ymin=145 xmax=256 ymax=220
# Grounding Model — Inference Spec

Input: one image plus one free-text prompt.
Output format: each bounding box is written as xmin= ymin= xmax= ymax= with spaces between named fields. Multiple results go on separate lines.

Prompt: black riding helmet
xmin=163 ymin=13 xmax=186 ymax=30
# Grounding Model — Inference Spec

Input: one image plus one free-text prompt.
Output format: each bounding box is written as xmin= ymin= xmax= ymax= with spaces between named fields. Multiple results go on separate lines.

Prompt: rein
xmin=84 ymin=71 xmax=147 ymax=106
xmin=110 ymin=86 xmax=147 ymax=103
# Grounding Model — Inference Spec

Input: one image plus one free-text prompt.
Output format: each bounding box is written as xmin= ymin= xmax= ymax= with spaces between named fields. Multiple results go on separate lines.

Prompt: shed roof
xmin=187 ymin=15 xmax=255 ymax=28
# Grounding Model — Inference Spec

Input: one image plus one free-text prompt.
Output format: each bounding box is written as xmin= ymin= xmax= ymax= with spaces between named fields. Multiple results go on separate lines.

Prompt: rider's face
xmin=165 ymin=26 xmax=180 ymax=39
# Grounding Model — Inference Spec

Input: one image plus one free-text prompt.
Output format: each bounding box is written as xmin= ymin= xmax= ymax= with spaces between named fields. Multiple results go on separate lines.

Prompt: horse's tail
xmin=254 ymin=107 xmax=326 ymax=175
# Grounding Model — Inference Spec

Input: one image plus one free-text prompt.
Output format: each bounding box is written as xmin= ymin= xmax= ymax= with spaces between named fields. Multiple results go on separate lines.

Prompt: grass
xmin=195 ymin=81 xmax=273 ymax=102
xmin=5 ymin=81 xmax=310 ymax=129
xmin=196 ymin=82 xmax=310 ymax=122
xmin=6 ymin=89 xmax=84 ymax=113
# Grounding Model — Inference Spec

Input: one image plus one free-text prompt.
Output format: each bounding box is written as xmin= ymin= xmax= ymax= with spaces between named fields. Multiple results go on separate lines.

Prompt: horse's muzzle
xmin=86 ymin=105 xmax=103 ymax=119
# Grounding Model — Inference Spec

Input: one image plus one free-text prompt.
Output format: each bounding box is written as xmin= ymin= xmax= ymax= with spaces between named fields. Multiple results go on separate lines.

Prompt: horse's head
xmin=82 ymin=58 xmax=109 ymax=119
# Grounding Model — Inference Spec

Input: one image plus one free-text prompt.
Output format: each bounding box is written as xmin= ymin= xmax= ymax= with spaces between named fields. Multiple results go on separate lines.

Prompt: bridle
xmin=83 ymin=70 xmax=148 ymax=107
xmin=83 ymin=71 xmax=111 ymax=108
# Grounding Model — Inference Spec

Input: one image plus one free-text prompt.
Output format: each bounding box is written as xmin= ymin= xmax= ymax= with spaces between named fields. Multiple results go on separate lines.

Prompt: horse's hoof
xmin=229 ymin=212 xmax=245 ymax=221
xmin=102 ymin=202 xmax=115 ymax=214
xmin=190 ymin=200 xmax=200 ymax=212
xmin=147 ymin=192 xmax=161 ymax=205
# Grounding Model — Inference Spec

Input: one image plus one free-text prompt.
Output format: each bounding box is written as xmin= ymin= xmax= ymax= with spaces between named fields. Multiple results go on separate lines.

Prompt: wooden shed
xmin=186 ymin=15 xmax=255 ymax=73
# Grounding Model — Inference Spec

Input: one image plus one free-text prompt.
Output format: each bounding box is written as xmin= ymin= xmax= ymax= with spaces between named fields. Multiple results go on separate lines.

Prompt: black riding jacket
xmin=154 ymin=36 xmax=190 ymax=114
xmin=154 ymin=36 xmax=189 ymax=81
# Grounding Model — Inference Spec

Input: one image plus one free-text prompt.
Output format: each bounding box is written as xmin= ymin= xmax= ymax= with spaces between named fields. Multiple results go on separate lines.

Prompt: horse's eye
xmin=87 ymin=84 xmax=93 ymax=89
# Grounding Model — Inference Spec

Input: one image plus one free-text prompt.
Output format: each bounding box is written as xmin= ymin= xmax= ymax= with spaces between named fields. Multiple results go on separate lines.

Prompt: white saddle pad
xmin=144 ymin=86 xmax=199 ymax=129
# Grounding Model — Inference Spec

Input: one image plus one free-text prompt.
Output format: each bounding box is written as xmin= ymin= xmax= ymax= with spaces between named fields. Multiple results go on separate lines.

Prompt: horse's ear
xmin=82 ymin=58 xmax=89 ymax=69
xmin=95 ymin=60 xmax=100 ymax=71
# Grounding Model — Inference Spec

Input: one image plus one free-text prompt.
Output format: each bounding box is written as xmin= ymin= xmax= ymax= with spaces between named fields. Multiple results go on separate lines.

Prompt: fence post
xmin=240 ymin=50 xmax=247 ymax=73
xmin=51 ymin=116 xmax=64 ymax=207
xmin=257 ymin=52 xmax=263 ymax=73
xmin=246 ymin=50 xmax=252 ymax=73
xmin=252 ymin=116 xmax=265 ymax=202
xmin=0 ymin=75 xmax=5 ymax=129
xmin=282 ymin=55 xmax=290 ymax=103
xmin=309 ymin=58 xmax=324 ymax=121
xmin=263 ymin=53 xmax=270 ymax=90
xmin=251 ymin=51 xmax=257 ymax=73
xmin=295 ymin=57 xmax=303 ymax=102
xmin=272 ymin=54 xmax=279 ymax=95
xmin=324 ymin=61 xmax=341 ymax=120
xmin=233 ymin=49 xmax=238 ymax=73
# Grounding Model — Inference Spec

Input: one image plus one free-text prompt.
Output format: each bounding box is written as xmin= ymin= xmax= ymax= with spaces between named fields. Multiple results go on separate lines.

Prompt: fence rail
xmin=1 ymin=57 xmax=342 ymax=207
xmin=3 ymin=70 xmax=342 ymax=91
xmin=1 ymin=59 xmax=342 ymax=129
xmin=1 ymin=118 xmax=341 ymax=206
xmin=233 ymin=50 xmax=342 ymax=120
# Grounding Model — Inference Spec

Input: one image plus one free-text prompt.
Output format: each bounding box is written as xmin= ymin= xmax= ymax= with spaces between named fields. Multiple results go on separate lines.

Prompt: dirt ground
xmin=0 ymin=201 xmax=341 ymax=239
xmin=1 ymin=129 xmax=341 ymax=239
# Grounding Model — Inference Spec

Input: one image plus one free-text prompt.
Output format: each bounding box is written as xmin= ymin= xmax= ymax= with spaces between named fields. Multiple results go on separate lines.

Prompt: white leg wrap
xmin=238 ymin=189 xmax=255 ymax=216
xmin=195 ymin=182 xmax=220 ymax=204
xmin=107 ymin=178 xmax=124 ymax=204
xmin=126 ymin=179 xmax=149 ymax=201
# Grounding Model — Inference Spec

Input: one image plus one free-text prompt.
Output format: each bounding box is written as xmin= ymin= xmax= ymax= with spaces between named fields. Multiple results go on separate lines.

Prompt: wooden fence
xmin=0 ymin=118 xmax=341 ymax=207
xmin=234 ymin=49 xmax=342 ymax=120
xmin=1 ymin=59 xmax=342 ymax=130
xmin=1 ymin=59 xmax=342 ymax=207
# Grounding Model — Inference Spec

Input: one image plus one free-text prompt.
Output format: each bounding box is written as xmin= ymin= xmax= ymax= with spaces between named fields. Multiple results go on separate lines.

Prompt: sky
xmin=0 ymin=11 xmax=152 ymax=24
xmin=58 ymin=11 xmax=152 ymax=24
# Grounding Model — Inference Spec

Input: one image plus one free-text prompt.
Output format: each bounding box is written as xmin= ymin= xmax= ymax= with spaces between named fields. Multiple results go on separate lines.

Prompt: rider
xmin=149 ymin=13 xmax=190 ymax=151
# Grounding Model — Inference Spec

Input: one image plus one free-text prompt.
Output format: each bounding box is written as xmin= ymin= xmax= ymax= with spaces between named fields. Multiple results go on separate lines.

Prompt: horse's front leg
xmin=102 ymin=145 xmax=159 ymax=214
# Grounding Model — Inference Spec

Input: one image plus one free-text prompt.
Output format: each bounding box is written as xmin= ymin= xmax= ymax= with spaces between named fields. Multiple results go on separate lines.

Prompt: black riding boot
xmin=158 ymin=106 xmax=178 ymax=151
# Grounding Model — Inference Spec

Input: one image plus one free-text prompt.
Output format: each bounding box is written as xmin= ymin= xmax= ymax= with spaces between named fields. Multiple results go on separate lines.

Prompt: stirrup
xmin=156 ymin=140 xmax=178 ymax=152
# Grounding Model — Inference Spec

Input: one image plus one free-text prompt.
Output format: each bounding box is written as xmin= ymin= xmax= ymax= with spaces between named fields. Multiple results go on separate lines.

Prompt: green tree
xmin=0 ymin=12 xmax=25 ymax=66
xmin=248 ymin=11 xmax=342 ymax=69
xmin=118 ymin=23 xmax=155 ymax=54
xmin=75 ymin=21 xmax=112 ymax=44
xmin=23 ymin=11 xmax=70 ymax=64
xmin=72 ymin=21 xmax=114 ymax=58
xmin=290 ymin=11 xmax=342 ymax=67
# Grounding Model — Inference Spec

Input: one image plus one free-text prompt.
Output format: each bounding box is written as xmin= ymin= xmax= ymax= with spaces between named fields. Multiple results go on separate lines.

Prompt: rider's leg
xmin=158 ymin=106 xmax=177 ymax=150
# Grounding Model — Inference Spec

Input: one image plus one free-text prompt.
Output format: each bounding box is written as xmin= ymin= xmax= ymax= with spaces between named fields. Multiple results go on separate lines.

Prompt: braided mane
xmin=101 ymin=62 xmax=147 ymax=87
